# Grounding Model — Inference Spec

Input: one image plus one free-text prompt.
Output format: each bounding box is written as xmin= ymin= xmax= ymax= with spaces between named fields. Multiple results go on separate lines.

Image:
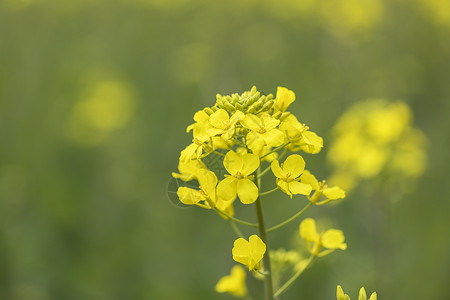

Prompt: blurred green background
xmin=1 ymin=0 xmax=449 ymax=299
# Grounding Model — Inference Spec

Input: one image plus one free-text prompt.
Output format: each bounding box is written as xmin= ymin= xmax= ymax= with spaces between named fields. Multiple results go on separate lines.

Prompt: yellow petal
xmin=282 ymin=154 xmax=305 ymax=179
xmin=359 ymin=287 xmax=367 ymax=300
xmin=323 ymin=186 xmax=346 ymax=200
xmin=217 ymin=176 xmax=238 ymax=202
xmin=271 ymin=160 xmax=286 ymax=178
xmin=237 ymin=178 xmax=259 ymax=204
xmin=209 ymin=109 xmax=230 ymax=129
xmin=299 ymin=218 xmax=319 ymax=242
xmin=336 ymin=285 xmax=345 ymax=300
xmin=177 ymin=187 xmax=203 ymax=205
xmin=368 ymin=292 xmax=377 ymax=300
xmin=322 ymin=229 xmax=347 ymax=250
xmin=274 ymin=86 xmax=295 ymax=111
xmin=232 ymin=238 xmax=250 ymax=268
xmin=240 ymin=153 xmax=260 ymax=176
xmin=246 ymin=132 xmax=265 ymax=155
xmin=300 ymin=170 xmax=320 ymax=190
xmin=276 ymin=180 xmax=291 ymax=197
xmin=248 ymin=235 xmax=266 ymax=270
xmin=260 ymin=113 xmax=280 ymax=131
xmin=240 ymin=113 xmax=261 ymax=132
xmin=288 ymin=181 xmax=312 ymax=196
xmin=223 ymin=150 xmax=243 ymax=175
xmin=262 ymin=129 xmax=285 ymax=147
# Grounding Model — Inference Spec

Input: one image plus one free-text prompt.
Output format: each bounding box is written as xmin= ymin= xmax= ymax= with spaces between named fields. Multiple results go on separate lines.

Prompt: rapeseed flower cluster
xmin=327 ymin=99 xmax=427 ymax=192
xmin=173 ymin=86 xmax=349 ymax=299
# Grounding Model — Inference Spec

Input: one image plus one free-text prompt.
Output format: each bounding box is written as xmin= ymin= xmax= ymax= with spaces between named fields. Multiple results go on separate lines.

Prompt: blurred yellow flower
xmin=300 ymin=218 xmax=347 ymax=257
xmin=217 ymin=150 xmax=260 ymax=204
xmin=66 ymin=80 xmax=135 ymax=147
xmin=215 ymin=265 xmax=248 ymax=298
xmin=327 ymin=99 xmax=427 ymax=192
xmin=271 ymin=154 xmax=312 ymax=198
xmin=232 ymin=235 xmax=266 ymax=271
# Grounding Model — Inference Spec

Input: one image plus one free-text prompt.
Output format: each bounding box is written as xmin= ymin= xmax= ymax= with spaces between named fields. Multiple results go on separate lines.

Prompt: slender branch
xmin=274 ymin=255 xmax=314 ymax=297
xmin=259 ymin=187 xmax=279 ymax=197
xmin=214 ymin=208 xmax=259 ymax=227
xmin=211 ymin=150 xmax=226 ymax=157
xmin=260 ymin=142 xmax=291 ymax=159
xmin=229 ymin=220 xmax=245 ymax=238
xmin=254 ymin=167 xmax=274 ymax=300
xmin=258 ymin=165 xmax=272 ymax=178
xmin=267 ymin=202 xmax=312 ymax=233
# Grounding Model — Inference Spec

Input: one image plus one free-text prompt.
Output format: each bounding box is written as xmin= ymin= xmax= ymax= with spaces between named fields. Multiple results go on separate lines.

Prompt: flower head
xmin=217 ymin=150 xmax=260 ymax=204
xmin=232 ymin=235 xmax=266 ymax=271
xmin=241 ymin=112 xmax=285 ymax=154
xmin=300 ymin=218 xmax=347 ymax=257
xmin=271 ymin=154 xmax=312 ymax=198
xmin=215 ymin=265 xmax=248 ymax=298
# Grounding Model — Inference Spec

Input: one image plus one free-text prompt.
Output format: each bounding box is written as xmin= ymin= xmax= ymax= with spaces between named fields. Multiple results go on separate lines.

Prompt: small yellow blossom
xmin=279 ymin=114 xmax=323 ymax=154
xmin=177 ymin=169 xmax=217 ymax=207
xmin=215 ymin=265 xmax=248 ymax=298
xmin=274 ymin=86 xmax=295 ymax=111
xmin=207 ymin=109 xmax=244 ymax=140
xmin=241 ymin=112 xmax=285 ymax=154
xmin=337 ymin=285 xmax=377 ymax=300
xmin=300 ymin=218 xmax=347 ymax=257
xmin=217 ymin=150 xmax=260 ymax=204
xmin=271 ymin=154 xmax=312 ymax=198
xmin=186 ymin=109 xmax=212 ymax=140
xmin=232 ymin=235 xmax=266 ymax=271
xmin=300 ymin=170 xmax=345 ymax=205
xmin=172 ymin=159 xmax=207 ymax=181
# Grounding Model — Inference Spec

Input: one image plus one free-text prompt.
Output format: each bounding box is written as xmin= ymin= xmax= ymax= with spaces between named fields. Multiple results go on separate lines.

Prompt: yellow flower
xmin=337 ymin=285 xmax=377 ymax=300
xmin=217 ymin=150 xmax=260 ymax=204
xmin=271 ymin=154 xmax=312 ymax=198
xmin=299 ymin=218 xmax=347 ymax=257
xmin=274 ymin=86 xmax=295 ymax=111
xmin=232 ymin=235 xmax=266 ymax=271
xmin=186 ymin=109 xmax=212 ymax=140
xmin=177 ymin=169 xmax=217 ymax=208
xmin=279 ymin=114 xmax=323 ymax=154
xmin=207 ymin=109 xmax=244 ymax=140
xmin=240 ymin=112 xmax=285 ymax=154
xmin=300 ymin=170 xmax=346 ymax=205
xmin=215 ymin=265 xmax=248 ymax=298
xmin=172 ymin=159 xmax=207 ymax=181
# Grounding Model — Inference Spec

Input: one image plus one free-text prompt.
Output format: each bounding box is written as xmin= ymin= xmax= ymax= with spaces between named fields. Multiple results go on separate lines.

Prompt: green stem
xmin=267 ymin=202 xmax=312 ymax=233
xmin=274 ymin=255 xmax=314 ymax=298
xmin=211 ymin=150 xmax=226 ymax=157
xmin=214 ymin=208 xmax=259 ymax=228
xmin=254 ymin=168 xmax=274 ymax=300
xmin=260 ymin=142 xmax=291 ymax=159
xmin=258 ymin=165 xmax=273 ymax=178
xmin=229 ymin=220 xmax=245 ymax=238
xmin=259 ymin=187 xmax=279 ymax=196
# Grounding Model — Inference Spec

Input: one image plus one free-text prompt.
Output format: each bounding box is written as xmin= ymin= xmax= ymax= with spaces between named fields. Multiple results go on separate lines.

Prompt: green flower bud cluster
xmin=215 ymin=86 xmax=274 ymax=114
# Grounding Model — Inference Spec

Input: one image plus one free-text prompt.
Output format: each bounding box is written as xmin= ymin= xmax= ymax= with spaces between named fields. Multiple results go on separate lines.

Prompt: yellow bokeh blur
xmin=65 ymin=79 xmax=136 ymax=147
